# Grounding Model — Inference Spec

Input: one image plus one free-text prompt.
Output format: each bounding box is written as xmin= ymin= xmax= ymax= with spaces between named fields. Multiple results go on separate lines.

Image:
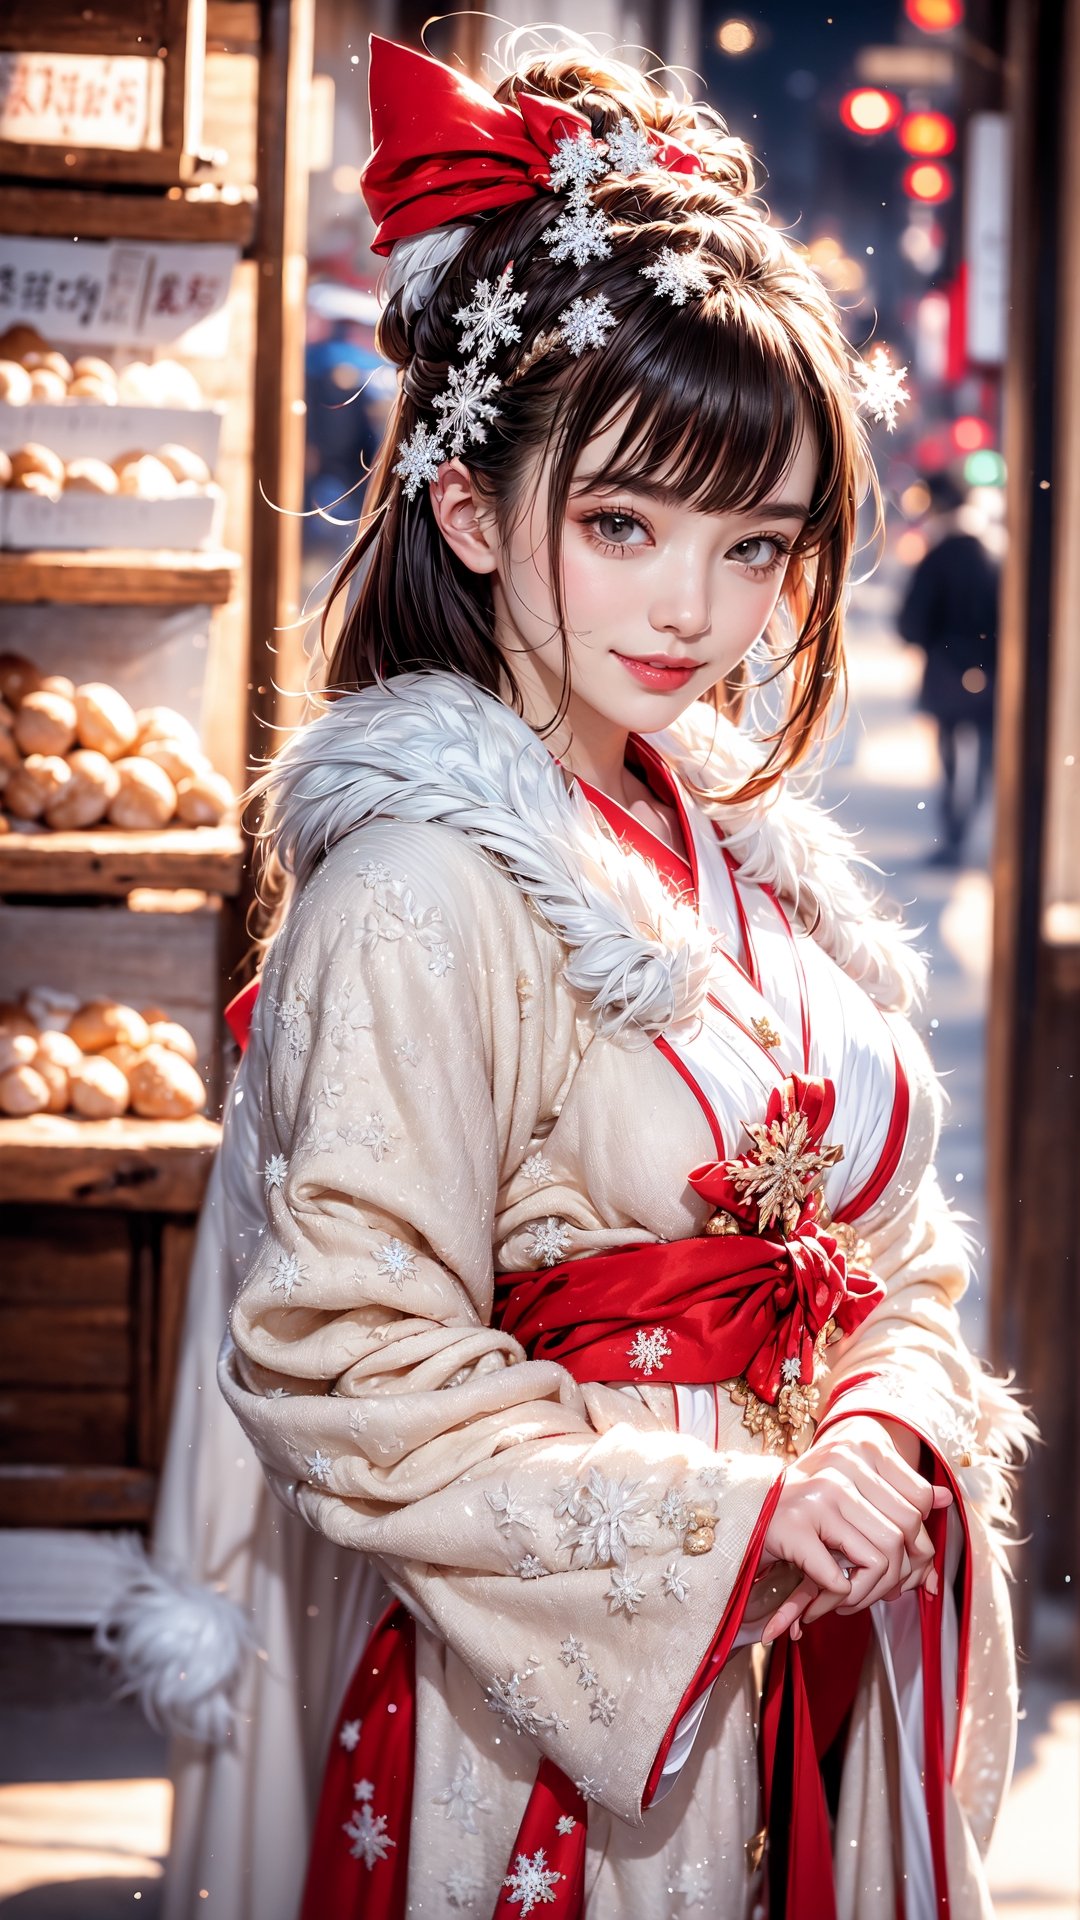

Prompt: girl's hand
xmin=760 ymin=1416 xmax=952 ymax=1644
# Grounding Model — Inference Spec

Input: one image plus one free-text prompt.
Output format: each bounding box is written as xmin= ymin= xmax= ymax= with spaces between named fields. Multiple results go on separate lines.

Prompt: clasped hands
xmin=748 ymin=1414 xmax=952 ymax=1646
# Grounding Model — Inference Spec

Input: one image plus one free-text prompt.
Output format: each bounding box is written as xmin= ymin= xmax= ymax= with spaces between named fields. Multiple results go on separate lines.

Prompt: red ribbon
xmin=361 ymin=34 xmax=702 ymax=255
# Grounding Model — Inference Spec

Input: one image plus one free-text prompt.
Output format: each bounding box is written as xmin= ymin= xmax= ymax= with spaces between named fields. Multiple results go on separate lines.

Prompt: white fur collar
xmin=254 ymin=670 xmax=924 ymax=1046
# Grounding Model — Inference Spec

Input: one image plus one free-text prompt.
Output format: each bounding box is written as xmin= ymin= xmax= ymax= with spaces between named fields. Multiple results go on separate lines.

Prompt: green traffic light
xmin=964 ymin=449 xmax=1006 ymax=486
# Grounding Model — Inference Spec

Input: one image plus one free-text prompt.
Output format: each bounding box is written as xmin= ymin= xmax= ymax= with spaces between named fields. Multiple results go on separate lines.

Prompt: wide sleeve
xmin=219 ymin=821 xmax=783 ymax=1825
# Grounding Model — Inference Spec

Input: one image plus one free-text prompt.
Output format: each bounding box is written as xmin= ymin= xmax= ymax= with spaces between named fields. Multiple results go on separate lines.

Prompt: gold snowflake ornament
xmin=725 ymin=1110 xmax=844 ymax=1236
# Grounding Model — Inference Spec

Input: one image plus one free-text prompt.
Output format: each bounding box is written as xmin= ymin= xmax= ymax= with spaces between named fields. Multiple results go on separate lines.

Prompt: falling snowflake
xmin=338 ymin=1718 xmax=361 ymax=1751
xmin=454 ymin=264 xmax=528 ymax=363
xmin=427 ymin=941 xmax=456 ymax=977
xmin=432 ymin=1754 xmax=492 ymax=1834
xmin=268 ymin=1248 xmax=304 ymax=1302
xmin=375 ymin=1237 xmax=418 ymax=1289
xmin=503 ymin=1846 xmax=564 ymax=1914
xmin=662 ymin=1561 xmax=690 ymax=1603
xmin=559 ymin=1635 xmax=587 ymax=1667
xmin=671 ymin=1863 xmax=713 ymax=1907
xmin=394 ymin=422 xmax=445 ymax=501
xmin=548 ymin=129 xmax=610 ymax=197
xmin=589 ymin=1689 xmax=617 ymax=1727
xmin=641 ymin=247 xmax=712 ymax=306
xmin=354 ymin=1778 xmax=375 ymax=1802
xmin=485 ymin=1671 xmax=562 ymax=1738
xmin=484 ymin=1482 xmax=538 ymax=1536
xmin=433 ymin=361 xmax=502 ymax=455
xmin=545 ymin=199 xmax=613 ymax=268
xmin=521 ymin=1150 xmax=553 ymax=1186
xmin=445 ymin=1866 xmax=483 ymax=1910
xmin=780 ymin=1355 xmax=803 ymax=1385
xmin=305 ymin=1450 xmax=333 ymax=1485
xmin=514 ymin=1554 xmax=548 ymax=1580
xmin=558 ymin=293 xmax=616 ymax=357
xmin=561 ymin=1469 xmax=653 ymax=1569
xmin=606 ymin=1568 xmax=647 ymax=1617
xmin=657 ymin=1488 xmax=688 ymax=1533
xmin=627 ymin=1326 xmax=673 ymax=1377
xmin=393 ymin=1036 xmax=421 ymax=1066
xmin=727 ymin=1108 xmax=843 ymax=1236
xmin=356 ymin=1111 xmax=396 ymax=1162
xmin=555 ymin=1814 xmax=577 ymax=1836
xmin=605 ymin=116 xmax=655 ymax=174
xmin=526 ymin=1217 xmax=573 ymax=1267
xmin=342 ymin=1801 xmax=396 ymax=1869
xmin=852 ymin=345 xmax=909 ymax=432
xmin=263 ymin=1153 xmax=289 ymax=1193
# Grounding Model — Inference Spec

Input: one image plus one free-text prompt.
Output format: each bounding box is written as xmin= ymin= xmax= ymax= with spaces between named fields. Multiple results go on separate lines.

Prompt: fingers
xmin=761 ymin=1578 xmax=818 ymax=1646
xmin=837 ymin=1463 xmax=935 ymax=1567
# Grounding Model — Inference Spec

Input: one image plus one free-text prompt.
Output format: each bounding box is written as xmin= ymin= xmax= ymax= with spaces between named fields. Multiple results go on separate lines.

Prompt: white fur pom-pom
xmin=95 ymin=1543 xmax=255 ymax=1745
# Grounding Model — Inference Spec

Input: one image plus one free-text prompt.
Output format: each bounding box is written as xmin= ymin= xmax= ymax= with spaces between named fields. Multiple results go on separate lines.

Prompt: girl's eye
xmin=730 ymin=535 xmax=790 ymax=575
xmin=583 ymin=509 xmax=650 ymax=551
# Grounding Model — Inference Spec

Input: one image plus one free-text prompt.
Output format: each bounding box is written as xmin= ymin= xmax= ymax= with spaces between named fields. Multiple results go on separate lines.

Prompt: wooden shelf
xmin=0 ymin=548 xmax=241 ymax=606
xmin=0 ymin=1112 xmax=222 ymax=1210
xmin=0 ymin=184 xmax=257 ymax=249
xmin=0 ymin=1465 xmax=157 ymax=1528
xmin=0 ymin=823 xmax=245 ymax=897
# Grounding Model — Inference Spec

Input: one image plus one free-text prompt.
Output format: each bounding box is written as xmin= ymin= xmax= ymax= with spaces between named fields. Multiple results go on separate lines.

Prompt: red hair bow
xmin=360 ymin=34 xmax=702 ymax=256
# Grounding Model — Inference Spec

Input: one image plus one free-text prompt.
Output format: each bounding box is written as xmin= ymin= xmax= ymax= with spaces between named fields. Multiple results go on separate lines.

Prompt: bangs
xmin=560 ymin=290 xmax=823 ymax=524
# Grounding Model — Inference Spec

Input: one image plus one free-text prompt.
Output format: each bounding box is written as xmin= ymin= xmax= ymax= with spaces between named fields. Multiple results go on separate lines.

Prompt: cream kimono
xmin=110 ymin=671 xmax=1027 ymax=1920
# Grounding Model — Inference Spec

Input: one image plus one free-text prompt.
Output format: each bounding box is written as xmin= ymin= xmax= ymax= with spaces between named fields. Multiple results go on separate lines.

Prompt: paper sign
xmin=0 ymin=52 xmax=163 ymax=151
xmin=0 ymin=237 xmax=238 ymax=352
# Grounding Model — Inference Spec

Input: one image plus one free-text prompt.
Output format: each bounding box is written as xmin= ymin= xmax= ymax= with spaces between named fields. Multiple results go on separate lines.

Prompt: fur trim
xmin=252 ymin=670 xmax=924 ymax=1043
xmin=95 ymin=1537 xmax=254 ymax=1745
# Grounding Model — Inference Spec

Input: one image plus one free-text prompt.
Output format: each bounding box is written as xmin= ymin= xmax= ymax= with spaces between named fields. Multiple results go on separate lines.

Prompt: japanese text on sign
xmin=0 ymin=239 xmax=237 ymax=352
xmin=0 ymin=53 xmax=163 ymax=151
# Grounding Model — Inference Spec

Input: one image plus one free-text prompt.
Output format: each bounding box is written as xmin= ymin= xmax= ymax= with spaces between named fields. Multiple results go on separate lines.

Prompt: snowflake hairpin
xmin=605 ymin=116 xmax=656 ymax=175
xmin=394 ymin=263 xmax=529 ymax=498
xmin=852 ymin=344 xmax=909 ymax=431
xmin=433 ymin=361 xmax=502 ymax=456
xmin=543 ymin=128 xmax=614 ymax=268
xmin=558 ymin=293 xmax=617 ymax=356
xmin=453 ymin=264 xmax=527 ymax=363
xmin=394 ymin=422 xmax=445 ymax=501
xmin=641 ymin=246 xmax=712 ymax=306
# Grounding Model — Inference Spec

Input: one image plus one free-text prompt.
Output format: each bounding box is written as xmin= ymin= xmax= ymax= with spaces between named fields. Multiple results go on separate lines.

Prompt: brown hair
xmin=313 ymin=44 xmax=880 ymax=809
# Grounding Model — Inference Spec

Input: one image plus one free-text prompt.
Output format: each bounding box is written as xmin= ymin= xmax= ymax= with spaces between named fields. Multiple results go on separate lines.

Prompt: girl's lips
xmin=613 ymin=651 xmax=698 ymax=690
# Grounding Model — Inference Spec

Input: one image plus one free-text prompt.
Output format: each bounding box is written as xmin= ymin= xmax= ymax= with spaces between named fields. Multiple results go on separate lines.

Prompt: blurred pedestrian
xmin=898 ymin=472 xmax=1000 ymax=865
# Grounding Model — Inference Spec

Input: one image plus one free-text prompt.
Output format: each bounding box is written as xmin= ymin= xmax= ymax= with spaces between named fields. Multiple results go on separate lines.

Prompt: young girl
xmin=105 ymin=31 xmax=1030 ymax=1920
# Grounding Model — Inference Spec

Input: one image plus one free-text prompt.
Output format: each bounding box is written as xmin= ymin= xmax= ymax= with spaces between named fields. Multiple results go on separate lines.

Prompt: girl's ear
xmin=428 ymin=459 xmax=500 ymax=576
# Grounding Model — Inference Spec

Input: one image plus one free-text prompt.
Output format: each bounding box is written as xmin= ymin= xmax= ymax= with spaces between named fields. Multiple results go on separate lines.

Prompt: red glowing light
xmin=902 ymin=161 xmax=954 ymax=203
xmin=904 ymin=0 xmax=964 ymax=28
xmin=840 ymin=88 xmax=903 ymax=136
xmin=953 ymin=416 xmax=991 ymax=452
xmin=899 ymin=111 xmax=956 ymax=157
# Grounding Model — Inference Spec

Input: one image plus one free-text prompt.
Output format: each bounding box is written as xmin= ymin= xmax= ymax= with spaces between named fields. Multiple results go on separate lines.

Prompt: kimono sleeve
xmin=219 ymin=823 xmax=783 ymax=1826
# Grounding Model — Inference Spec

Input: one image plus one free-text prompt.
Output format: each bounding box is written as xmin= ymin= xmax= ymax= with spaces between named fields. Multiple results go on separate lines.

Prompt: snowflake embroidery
xmin=305 ymin=1450 xmax=333 ymax=1485
xmin=264 ymin=1385 xmax=290 ymax=1398
xmin=561 ymin=1470 xmax=653 ymax=1569
xmin=316 ymin=1076 xmax=345 ymax=1111
xmin=272 ymin=983 xmax=310 ymax=1059
xmin=454 ymin=264 xmax=528 ymax=362
xmin=432 ymin=1754 xmax=492 ymax=1834
xmin=605 ymin=116 xmax=656 ymax=174
xmin=338 ymin=1718 xmax=361 ymax=1751
xmin=342 ymin=1801 xmax=395 ymax=1869
xmin=327 ymin=982 xmax=375 ymax=1050
xmin=359 ymin=859 xmax=392 ymax=888
xmin=548 ymin=128 xmax=610 ymax=197
xmin=575 ymin=1776 xmax=603 ymax=1803
xmin=503 ymin=1847 xmax=564 ymax=1914
xmin=375 ymin=1237 xmax=418 ymax=1289
xmin=393 ymin=1036 xmax=421 ymax=1066
xmin=657 ymin=1488 xmax=688 ymax=1533
xmin=727 ymin=1108 xmax=843 ymax=1236
xmin=556 ymin=1814 xmax=577 ymax=1836
xmin=514 ymin=1554 xmax=548 ymax=1580
xmin=627 ymin=1326 xmax=673 ymax=1377
xmin=662 ymin=1561 xmax=690 ymax=1603
xmin=427 ymin=941 xmax=455 ymax=977
xmin=485 ymin=1671 xmax=562 ymax=1739
xmin=356 ymin=1112 xmax=396 ymax=1162
xmin=445 ymin=1866 xmax=483 ymax=1910
xmin=606 ymin=1568 xmax=647 ymax=1617
xmin=545 ymin=198 xmax=613 ymax=268
xmin=433 ymin=360 xmax=502 ymax=456
xmin=589 ymin=1689 xmax=618 ymax=1727
xmin=268 ymin=1248 xmax=304 ymax=1302
xmin=671 ymin=1863 xmax=713 ymax=1907
xmin=557 ymin=293 xmax=617 ymax=357
xmin=521 ymin=1151 xmax=553 ymax=1187
xmin=354 ymin=1779 xmax=375 ymax=1802
xmin=559 ymin=1635 xmax=587 ymax=1667
xmin=526 ymin=1217 xmax=573 ymax=1267
xmin=575 ymin=1662 xmax=598 ymax=1692
xmin=263 ymin=1153 xmax=288 ymax=1193
xmin=485 ymin=1482 xmax=538 ymax=1536
xmin=852 ymin=345 xmax=909 ymax=431
xmin=394 ymin=422 xmax=444 ymax=501
xmin=641 ymin=247 xmax=712 ymax=306
xmin=780 ymin=1356 xmax=803 ymax=1385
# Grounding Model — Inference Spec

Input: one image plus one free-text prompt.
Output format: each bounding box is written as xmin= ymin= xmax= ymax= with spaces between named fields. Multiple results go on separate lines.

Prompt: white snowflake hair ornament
xmin=852 ymin=343 xmax=910 ymax=432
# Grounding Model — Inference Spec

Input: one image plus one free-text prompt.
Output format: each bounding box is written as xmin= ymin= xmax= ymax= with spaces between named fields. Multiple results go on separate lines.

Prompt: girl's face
xmin=491 ymin=416 xmax=819 ymax=740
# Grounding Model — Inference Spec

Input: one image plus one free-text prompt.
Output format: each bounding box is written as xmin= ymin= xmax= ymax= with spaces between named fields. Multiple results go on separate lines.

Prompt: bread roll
xmin=0 ymin=730 xmax=19 ymax=786
xmin=145 ymin=1020 xmax=199 ymax=1065
xmin=67 ymin=1000 xmax=150 ymax=1054
xmin=128 ymin=1044 xmax=206 ymax=1118
xmin=148 ymin=360 xmax=203 ymax=408
xmin=115 ymin=454 xmax=178 ymax=499
xmin=14 ymin=690 xmax=77 ymax=758
xmin=74 ymin=683 xmax=138 ymax=760
xmin=0 ymin=450 xmax=11 ymax=488
xmin=107 ymin=757 xmax=177 ymax=829
xmin=9 ymin=444 xmax=64 ymax=486
xmin=0 ymin=360 xmax=32 ymax=405
xmin=139 ymin=737 xmax=209 ymax=786
xmin=0 ymin=325 xmax=46 ymax=359
xmin=176 ymin=768 xmax=233 ymax=826
xmin=28 ymin=367 xmax=67 ymax=404
xmin=11 ymin=470 xmax=62 ymax=501
xmin=0 ymin=1032 xmax=37 ymax=1075
xmin=0 ymin=698 xmax=14 ymax=731
xmin=4 ymin=754 xmax=71 ymax=819
xmin=32 ymin=350 xmax=74 ymax=385
xmin=138 ymin=1004 xmax=172 ymax=1026
xmin=34 ymin=1056 xmax=71 ymax=1113
xmin=64 ymin=457 xmax=119 ymax=496
xmin=71 ymin=1055 xmax=130 ymax=1119
xmin=0 ymin=1001 xmax=38 ymax=1039
xmin=115 ymin=361 xmax=157 ymax=405
xmin=155 ymin=443 xmax=211 ymax=487
xmin=35 ymin=1029 xmax=82 ymax=1072
xmin=133 ymin=706 xmax=201 ymax=753
xmin=0 ymin=1063 xmax=50 ymax=1116
xmin=100 ymin=1041 xmax=144 ymax=1078
xmin=0 ymin=653 xmax=42 ymax=707
xmin=67 ymin=376 xmax=118 ymax=404
xmin=71 ymin=355 xmax=116 ymax=387
xmin=44 ymin=748 xmax=119 ymax=829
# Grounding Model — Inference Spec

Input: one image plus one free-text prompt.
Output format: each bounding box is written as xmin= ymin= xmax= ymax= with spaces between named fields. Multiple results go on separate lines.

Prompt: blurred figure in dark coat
xmin=898 ymin=473 xmax=1000 ymax=866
